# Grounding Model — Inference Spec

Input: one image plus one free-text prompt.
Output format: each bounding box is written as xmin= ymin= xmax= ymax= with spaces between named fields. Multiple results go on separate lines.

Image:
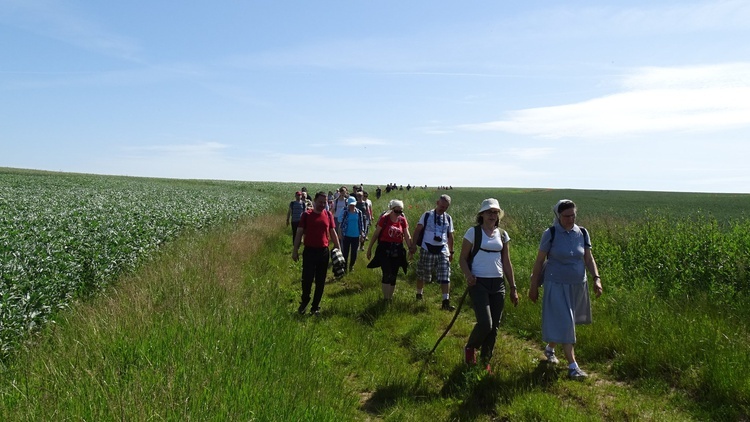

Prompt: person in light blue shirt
xmin=529 ymin=199 xmax=603 ymax=380
xmin=340 ymin=196 xmax=364 ymax=273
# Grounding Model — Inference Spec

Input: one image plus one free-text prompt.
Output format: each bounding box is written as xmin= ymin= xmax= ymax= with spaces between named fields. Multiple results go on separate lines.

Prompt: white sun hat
xmin=478 ymin=198 xmax=501 ymax=214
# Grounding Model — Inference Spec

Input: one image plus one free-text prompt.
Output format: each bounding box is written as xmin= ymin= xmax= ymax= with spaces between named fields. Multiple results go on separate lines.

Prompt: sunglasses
xmin=392 ymin=209 xmax=403 ymax=214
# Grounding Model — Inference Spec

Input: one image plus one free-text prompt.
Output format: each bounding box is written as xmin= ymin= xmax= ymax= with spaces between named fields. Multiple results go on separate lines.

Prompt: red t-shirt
xmin=299 ymin=209 xmax=336 ymax=248
xmin=377 ymin=214 xmax=408 ymax=243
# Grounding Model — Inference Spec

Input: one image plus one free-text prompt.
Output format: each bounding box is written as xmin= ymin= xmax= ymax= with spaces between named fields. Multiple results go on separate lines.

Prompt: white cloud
xmin=338 ymin=137 xmax=390 ymax=147
xmin=459 ymin=63 xmax=750 ymax=139
xmin=127 ymin=142 xmax=229 ymax=155
xmin=506 ymin=148 xmax=555 ymax=160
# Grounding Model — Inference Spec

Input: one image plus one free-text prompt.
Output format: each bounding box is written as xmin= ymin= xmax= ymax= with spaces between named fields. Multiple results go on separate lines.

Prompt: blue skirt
xmin=541 ymin=281 xmax=592 ymax=344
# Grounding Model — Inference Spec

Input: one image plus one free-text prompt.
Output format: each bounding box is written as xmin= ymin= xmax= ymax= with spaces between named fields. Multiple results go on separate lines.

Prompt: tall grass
xmin=1 ymin=214 xmax=360 ymax=420
xmin=2 ymin=174 xmax=750 ymax=419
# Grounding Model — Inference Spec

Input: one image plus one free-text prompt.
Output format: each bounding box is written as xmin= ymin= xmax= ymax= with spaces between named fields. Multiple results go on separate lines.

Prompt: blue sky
xmin=2 ymin=1 xmax=749 ymax=193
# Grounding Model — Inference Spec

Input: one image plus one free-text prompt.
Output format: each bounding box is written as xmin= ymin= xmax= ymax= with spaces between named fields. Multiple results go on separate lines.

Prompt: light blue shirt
xmin=539 ymin=222 xmax=590 ymax=285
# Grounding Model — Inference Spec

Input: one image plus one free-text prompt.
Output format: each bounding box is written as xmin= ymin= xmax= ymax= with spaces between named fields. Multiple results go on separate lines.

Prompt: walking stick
xmin=427 ymin=286 xmax=469 ymax=356
xmin=414 ymin=286 xmax=470 ymax=388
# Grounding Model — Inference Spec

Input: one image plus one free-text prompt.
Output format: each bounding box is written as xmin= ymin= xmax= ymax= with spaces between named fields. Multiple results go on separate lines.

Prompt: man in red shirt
xmin=292 ymin=191 xmax=341 ymax=316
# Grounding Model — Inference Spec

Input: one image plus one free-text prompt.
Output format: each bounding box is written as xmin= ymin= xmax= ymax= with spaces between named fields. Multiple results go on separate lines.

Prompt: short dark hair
xmin=315 ymin=191 xmax=327 ymax=200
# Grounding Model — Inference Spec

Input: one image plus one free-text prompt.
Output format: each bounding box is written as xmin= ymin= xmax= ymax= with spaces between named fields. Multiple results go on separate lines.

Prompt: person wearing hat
xmin=339 ymin=196 xmax=365 ymax=273
xmin=528 ymin=199 xmax=602 ymax=380
xmin=458 ymin=198 xmax=518 ymax=371
xmin=287 ymin=190 xmax=306 ymax=237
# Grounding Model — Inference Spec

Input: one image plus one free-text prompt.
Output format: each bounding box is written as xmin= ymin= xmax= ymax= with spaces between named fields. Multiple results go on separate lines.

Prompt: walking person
xmin=300 ymin=189 xmax=313 ymax=210
xmin=292 ymin=192 xmax=341 ymax=316
xmin=331 ymin=186 xmax=349 ymax=216
xmin=340 ymin=196 xmax=365 ymax=273
xmin=366 ymin=199 xmax=412 ymax=301
xmin=410 ymin=194 xmax=456 ymax=310
xmin=529 ymin=199 xmax=603 ymax=379
xmin=355 ymin=191 xmax=372 ymax=251
xmin=458 ymin=198 xmax=519 ymax=371
xmin=286 ymin=191 xmax=306 ymax=237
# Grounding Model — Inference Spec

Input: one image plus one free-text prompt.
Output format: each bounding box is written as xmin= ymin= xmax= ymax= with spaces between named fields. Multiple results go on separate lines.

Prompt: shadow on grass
xmin=360 ymin=380 xmax=428 ymax=416
xmin=362 ymin=360 xmax=563 ymax=419
xmin=356 ymin=299 xmax=393 ymax=326
xmin=444 ymin=361 xmax=562 ymax=420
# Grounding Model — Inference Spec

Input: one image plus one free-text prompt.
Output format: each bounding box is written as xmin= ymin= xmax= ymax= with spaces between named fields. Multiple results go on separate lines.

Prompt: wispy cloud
xmin=338 ymin=137 xmax=390 ymax=147
xmin=507 ymin=148 xmax=555 ymax=160
xmin=0 ymin=0 xmax=141 ymax=62
xmin=127 ymin=142 xmax=229 ymax=155
xmin=459 ymin=63 xmax=750 ymax=139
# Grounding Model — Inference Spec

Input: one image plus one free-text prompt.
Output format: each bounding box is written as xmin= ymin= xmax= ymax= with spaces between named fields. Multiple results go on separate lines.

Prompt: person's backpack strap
xmin=422 ymin=211 xmax=430 ymax=227
xmin=467 ymin=225 xmax=482 ymax=269
xmin=415 ymin=211 xmax=431 ymax=247
xmin=580 ymin=226 xmax=590 ymax=247
xmin=549 ymin=225 xmax=555 ymax=246
xmin=471 ymin=225 xmax=482 ymax=259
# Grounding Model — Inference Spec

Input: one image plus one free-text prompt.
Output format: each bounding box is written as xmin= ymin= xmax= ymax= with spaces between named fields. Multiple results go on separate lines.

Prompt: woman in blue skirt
xmin=529 ymin=199 xmax=603 ymax=380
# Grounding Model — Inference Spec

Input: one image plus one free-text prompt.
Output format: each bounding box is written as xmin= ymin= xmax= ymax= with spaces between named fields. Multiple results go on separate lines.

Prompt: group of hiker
xmin=289 ymin=188 xmax=602 ymax=380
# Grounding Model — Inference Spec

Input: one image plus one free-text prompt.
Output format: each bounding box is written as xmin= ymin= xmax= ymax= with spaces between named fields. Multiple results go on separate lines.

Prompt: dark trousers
xmin=466 ymin=277 xmax=506 ymax=361
xmin=342 ymin=236 xmax=359 ymax=270
xmin=380 ymin=256 xmax=400 ymax=286
xmin=301 ymin=247 xmax=330 ymax=310
xmin=291 ymin=221 xmax=300 ymax=237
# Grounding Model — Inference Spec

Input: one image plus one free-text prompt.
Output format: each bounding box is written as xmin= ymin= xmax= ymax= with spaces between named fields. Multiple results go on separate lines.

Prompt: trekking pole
xmin=427 ymin=286 xmax=469 ymax=356
xmin=414 ymin=286 xmax=469 ymax=389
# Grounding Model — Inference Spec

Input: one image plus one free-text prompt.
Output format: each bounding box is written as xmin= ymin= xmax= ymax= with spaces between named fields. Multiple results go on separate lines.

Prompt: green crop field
xmin=0 ymin=168 xmax=285 ymax=361
xmin=2 ymin=168 xmax=750 ymax=420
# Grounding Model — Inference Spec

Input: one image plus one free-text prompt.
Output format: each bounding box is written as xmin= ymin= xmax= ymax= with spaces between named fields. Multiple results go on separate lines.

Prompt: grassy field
xmin=1 ymin=169 xmax=749 ymax=420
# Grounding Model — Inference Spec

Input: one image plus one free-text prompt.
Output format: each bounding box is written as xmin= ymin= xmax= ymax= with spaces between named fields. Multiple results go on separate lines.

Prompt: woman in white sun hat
xmin=458 ymin=198 xmax=518 ymax=372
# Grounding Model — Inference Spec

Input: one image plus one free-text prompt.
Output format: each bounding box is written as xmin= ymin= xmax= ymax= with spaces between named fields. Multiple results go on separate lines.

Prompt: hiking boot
xmin=464 ymin=347 xmax=476 ymax=365
xmin=568 ymin=367 xmax=588 ymax=380
xmin=416 ymin=293 xmax=423 ymax=300
xmin=544 ymin=347 xmax=560 ymax=364
xmin=297 ymin=303 xmax=307 ymax=315
xmin=442 ymin=299 xmax=456 ymax=311
xmin=310 ymin=307 xmax=321 ymax=317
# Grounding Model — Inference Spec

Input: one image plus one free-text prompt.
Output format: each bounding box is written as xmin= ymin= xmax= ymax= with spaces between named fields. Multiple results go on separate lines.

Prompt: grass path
xmin=1 ymin=208 xmax=699 ymax=421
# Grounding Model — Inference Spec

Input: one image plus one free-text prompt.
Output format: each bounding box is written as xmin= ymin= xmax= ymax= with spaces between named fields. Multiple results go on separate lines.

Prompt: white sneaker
xmin=544 ymin=348 xmax=559 ymax=364
xmin=568 ymin=367 xmax=588 ymax=380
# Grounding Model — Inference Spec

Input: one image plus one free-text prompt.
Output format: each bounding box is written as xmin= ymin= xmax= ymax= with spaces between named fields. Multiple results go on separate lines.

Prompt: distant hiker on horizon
xmin=292 ymin=191 xmax=341 ymax=316
xmin=410 ymin=194 xmax=456 ymax=310
xmin=528 ymin=199 xmax=603 ymax=380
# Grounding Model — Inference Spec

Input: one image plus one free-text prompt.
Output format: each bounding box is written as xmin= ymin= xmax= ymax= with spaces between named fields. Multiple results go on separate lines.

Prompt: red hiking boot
xmin=464 ymin=347 xmax=476 ymax=365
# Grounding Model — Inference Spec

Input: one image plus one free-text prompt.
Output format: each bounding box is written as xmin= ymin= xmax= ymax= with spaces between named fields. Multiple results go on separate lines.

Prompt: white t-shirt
xmin=463 ymin=226 xmax=510 ymax=278
xmin=418 ymin=210 xmax=454 ymax=249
